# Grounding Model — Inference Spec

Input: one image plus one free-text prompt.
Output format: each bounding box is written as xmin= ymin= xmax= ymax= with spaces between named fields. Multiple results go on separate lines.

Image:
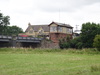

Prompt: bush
xmin=59 ymin=42 xmax=70 ymax=49
xmin=59 ymin=36 xmax=71 ymax=49
xmin=93 ymin=35 xmax=100 ymax=51
xmin=69 ymin=39 xmax=77 ymax=48
xmin=59 ymin=36 xmax=84 ymax=49
xmin=76 ymin=42 xmax=83 ymax=49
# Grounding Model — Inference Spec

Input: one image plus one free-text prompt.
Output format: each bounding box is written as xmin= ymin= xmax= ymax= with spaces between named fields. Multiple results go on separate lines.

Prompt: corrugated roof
xmin=31 ymin=25 xmax=49 ymax=32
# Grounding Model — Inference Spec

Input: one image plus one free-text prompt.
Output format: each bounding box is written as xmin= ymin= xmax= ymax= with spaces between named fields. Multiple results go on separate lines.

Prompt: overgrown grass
xmin=0 ymin=48 xmax=99 ymax=54
xmin=0 ymin=48 xmax=100 ymax=75
xmin=91 ymin=64 xmax=100 ymax=72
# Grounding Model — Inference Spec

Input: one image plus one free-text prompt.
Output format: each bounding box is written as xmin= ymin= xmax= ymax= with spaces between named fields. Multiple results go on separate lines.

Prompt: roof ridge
xmin=31 ymin=24 xmax=48 ymax=26
xmin=54 ymin=21 xmax=69 ymax=25
xmin=52 ymin=21 xmax=73 ymax=28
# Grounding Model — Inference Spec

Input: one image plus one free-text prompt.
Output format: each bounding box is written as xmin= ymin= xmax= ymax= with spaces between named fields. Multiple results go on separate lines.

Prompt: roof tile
xmin=31 ymin=25 xmax=49 ymax=32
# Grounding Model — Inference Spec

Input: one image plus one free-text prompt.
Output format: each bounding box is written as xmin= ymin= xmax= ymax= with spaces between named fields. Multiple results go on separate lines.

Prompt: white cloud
xmin=0 ymin=0 xmax=100 ymax=31
xmin=34 ymin=0 xmax=100 ymax=12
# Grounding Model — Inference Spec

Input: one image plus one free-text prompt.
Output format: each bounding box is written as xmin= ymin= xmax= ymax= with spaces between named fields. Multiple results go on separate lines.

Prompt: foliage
xmin=6 ymin=26 xmax=23 ymax=35
xmin=0 ymin=12 xmax=10 ymax=35
xmin=59 ymin=22 xmax=100 ymax=49
xmin=93 ymin=35 xmax=100 ymax=51
xmin=75 ymin=42 xmax=83 ymax=49
xmin=0 ymin=25 xmax=23 ymax=35
xmin=69 ymin=39 xmax=77 ymax=48
xmin=59 ymin=36 xmax=71 ymax=49
xmin=59 ymin=36 xmax=83 ymax=49
xmin=80 ymin=22 xmax=100 ymax=48
xmin=69 ymin=37 xmax=82 ymax=49
xmin=0 ymin=12 xmax=23 ymax=35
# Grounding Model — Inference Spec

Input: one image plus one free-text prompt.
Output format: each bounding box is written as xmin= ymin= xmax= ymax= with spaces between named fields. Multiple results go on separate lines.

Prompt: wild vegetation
xmin=93 ymin=35 xmax=100 ymax=51
xmin=59 ymin=22 xmax=100 ymax=50
xmin=0 ymin=48 xmax=100 ymax=75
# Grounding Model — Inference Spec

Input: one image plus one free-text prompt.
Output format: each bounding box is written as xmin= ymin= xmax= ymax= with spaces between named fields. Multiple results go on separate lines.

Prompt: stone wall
xmin=40 ymin=40 xmax=59 ymax=49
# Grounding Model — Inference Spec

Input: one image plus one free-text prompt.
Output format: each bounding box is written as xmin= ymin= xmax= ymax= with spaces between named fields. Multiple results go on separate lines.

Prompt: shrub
xmin=59 ymin=36 xmax=84 ymax=49
xmin=59 ymin=36 xmax=71 ymax=49
xmin=93 ymin=35 xmax=100 ymax=51
xmin=59 ymin=42 xmax=70 ymax=49
xmin=69 ymin=39 xmax=77 ymax=48
xmin=76 ymin=42 xmax=83 ymax=49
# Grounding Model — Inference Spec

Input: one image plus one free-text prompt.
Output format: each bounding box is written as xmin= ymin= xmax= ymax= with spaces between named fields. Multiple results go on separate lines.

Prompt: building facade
xmin=25 ymin=23 xmax=49 ymax=37
xmin=24 ymin=22 xmax=73 ymax=43
xmin=49 ymin=22 xmax=73 ymax=43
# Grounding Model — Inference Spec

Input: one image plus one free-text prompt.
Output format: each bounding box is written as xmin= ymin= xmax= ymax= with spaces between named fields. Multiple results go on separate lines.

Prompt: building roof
xmin=25 ymin=22 xmax=73 ymax=32
xmin=49 ymin=22 xmax=73 ymax=28
xmin=31 ymin=25 xmax=49 ymax=32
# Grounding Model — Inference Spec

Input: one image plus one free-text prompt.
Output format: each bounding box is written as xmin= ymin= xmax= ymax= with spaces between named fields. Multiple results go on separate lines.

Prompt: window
xmin=38 ymin=30 xmax=44 ymax=35
xmin=70 ymin=29 xmax=72 ymax=33
xmin=29 ymin=30 xmax=33 ymax=34
xmin=58 ymin=26 xmax=62 ymax=32
xmin=66 ymin=28 xmax=72 ymax=34
xmin=50 ymin=26 xmax=57 ymax=32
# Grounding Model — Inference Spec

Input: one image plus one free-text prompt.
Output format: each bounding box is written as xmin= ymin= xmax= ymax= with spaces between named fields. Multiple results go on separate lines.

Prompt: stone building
xmin=25 ymin=23 xmax=49 ymax=37
xmin=24 ymin=22 xmax=73 ymax=43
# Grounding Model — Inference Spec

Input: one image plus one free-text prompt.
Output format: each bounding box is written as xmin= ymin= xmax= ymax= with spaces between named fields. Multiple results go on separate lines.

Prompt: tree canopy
xmin=80 ymin=22 xmax=100 ymax=48
xmin=6 ymin=26 xmax=23 ymax=35
xmin=93 ymin=35 xmax=100 ymax=51
xmin=59 ymin=22 xmax=100 ymax=49
xmin=0 ymin=12 xmax=10 ymax=35
xmin=0 ymin=12 xmax=10 ymax=26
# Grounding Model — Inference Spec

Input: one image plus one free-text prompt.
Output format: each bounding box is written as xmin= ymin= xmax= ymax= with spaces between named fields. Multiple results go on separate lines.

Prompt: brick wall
xmin=50 ymin=33 xmax=72 ymax=43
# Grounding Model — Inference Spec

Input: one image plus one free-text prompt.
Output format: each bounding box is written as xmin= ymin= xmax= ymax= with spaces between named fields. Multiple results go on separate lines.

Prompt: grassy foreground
xmin=0 ymin=48 xmax=100 ymax=75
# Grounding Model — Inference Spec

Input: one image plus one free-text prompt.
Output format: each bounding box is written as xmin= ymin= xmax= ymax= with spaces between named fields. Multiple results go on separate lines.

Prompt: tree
xmin=6 ymin=26 xmax=23 ymax=35
xmin=93 ymin=35 xmax=100 ymax=51
xmin=59 ymin=22 xmax=100 ymax=49
xmin=70 ymin=37 xmax=83 ymax=49
xmin=80 ymin=22 xmax=100 ymax=48
xmin=0 ymin=12 xmax=10 ymax=35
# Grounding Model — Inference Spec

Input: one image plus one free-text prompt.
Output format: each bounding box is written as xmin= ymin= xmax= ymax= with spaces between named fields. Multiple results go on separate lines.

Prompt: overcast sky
xmin=0 ymin=0 xmax=100 ymax=31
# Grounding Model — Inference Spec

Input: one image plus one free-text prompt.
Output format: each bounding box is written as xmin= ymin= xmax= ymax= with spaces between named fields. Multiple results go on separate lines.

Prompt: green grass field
xmin=0 ymin=48 xmax=100 ymax=75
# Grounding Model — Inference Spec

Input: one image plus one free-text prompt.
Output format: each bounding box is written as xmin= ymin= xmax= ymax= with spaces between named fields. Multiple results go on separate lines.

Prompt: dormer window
xmin=38 ymin=30 xmax=44 ymax=35
xmin=29 ymin=30 xmax=33 ymax=34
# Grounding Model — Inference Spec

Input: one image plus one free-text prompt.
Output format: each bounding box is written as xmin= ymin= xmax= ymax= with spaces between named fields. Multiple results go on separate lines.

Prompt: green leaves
xmin=0 ymin=12 xmax=10 ymax=26
xmin=2 ymin=16 xmax=10 ymax=26
xmin=59 ymin=22 xmax=100 ymax=49
xmin=81 ymin=22 xmax=100 ymax=48
xmin=93 ymin=35 xmax=100 ymax=51
xmin=5 ymin=26 xmax=23 ymax=36
xmin=0 ymin=12 xmax=10 ymax=35
xmin=0 ymin=12 xmax=23 ymax=35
